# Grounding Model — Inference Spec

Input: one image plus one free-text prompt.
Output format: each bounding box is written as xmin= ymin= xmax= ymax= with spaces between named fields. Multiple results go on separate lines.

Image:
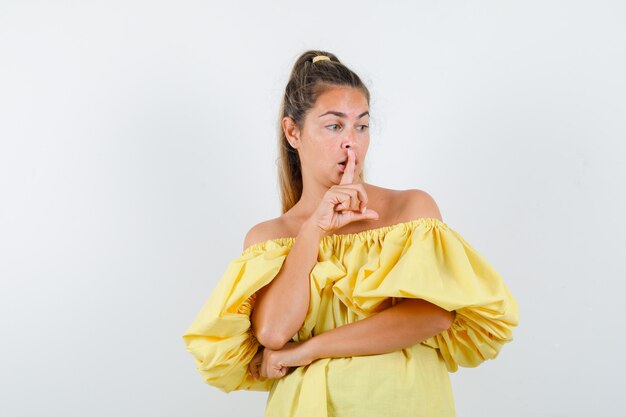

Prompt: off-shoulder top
xmin=182 ymin=217 xmax=519 ymax=417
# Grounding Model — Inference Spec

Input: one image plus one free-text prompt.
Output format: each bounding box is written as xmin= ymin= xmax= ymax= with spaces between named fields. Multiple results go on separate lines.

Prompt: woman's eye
xmin=326 ymin=124 xmax=368 ymax=131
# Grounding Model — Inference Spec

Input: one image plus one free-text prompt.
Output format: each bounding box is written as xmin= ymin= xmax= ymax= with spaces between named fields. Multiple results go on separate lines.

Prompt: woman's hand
xmin=250 ymin=341 xmax=315 ymax=380
xmin=248 ymin=346 xmax=265 ymax=381
xmin=309 ymin=148 xmax=379 ymax=234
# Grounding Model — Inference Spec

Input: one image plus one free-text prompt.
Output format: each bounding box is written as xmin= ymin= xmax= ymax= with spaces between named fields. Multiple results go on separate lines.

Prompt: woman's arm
xmin=302 ymin=298 xmax=456 ymax=360
xmin=250 ymin=219 xmax=324 ymax=351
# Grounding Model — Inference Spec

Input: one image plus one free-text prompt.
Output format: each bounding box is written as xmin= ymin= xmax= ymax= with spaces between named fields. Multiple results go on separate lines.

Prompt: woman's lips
xmin=337 ymin=161 xmax=356 ymax=171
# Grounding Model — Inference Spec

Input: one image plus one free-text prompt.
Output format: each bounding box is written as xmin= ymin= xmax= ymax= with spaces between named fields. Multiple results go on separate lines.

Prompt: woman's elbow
xmin=254 ymin=326 xmax=287 ymax=351
xmin=439 ymin=310 xmax=457 ymax=331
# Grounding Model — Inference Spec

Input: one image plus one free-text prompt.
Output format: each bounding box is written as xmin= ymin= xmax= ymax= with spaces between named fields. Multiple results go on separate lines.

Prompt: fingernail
xmin=362 ymin=205 xmax=366 ymax=213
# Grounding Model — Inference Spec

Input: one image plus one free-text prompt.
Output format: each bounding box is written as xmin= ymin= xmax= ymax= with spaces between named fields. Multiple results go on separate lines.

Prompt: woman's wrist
xmin=298 ymin=218 xmax=326 ymax=240
xmin=300 ymin=337 xmax=321 ymax=363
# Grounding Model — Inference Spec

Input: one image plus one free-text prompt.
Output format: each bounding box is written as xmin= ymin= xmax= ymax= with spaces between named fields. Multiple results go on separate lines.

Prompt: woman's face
xmin=286 ymin=86 xmax=370 ymax=185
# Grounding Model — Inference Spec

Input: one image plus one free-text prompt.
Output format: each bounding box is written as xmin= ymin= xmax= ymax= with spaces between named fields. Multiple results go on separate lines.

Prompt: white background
xmin=1 ymin=1 xmax=625 ymax=416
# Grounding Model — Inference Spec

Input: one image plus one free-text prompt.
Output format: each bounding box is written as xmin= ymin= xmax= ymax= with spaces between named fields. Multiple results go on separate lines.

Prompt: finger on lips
xmin=335 ymin=150 xmax=377 ymax=219
xmin=339 ymin=149 xmax=356 ymax=185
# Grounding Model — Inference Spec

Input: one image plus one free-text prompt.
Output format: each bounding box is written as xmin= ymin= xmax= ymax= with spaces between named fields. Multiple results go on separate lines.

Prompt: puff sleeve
xmin=349 ymin=220 xmax=519 ymax=372
xmin=182 ymin=240 xmax=292 ymax=392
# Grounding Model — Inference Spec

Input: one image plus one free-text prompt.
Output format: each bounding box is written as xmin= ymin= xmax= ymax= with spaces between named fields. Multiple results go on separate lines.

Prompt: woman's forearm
xmin=303 ymin=298 xmax=456 ymax=360
xmin=251 ymin=220 xmax=323 ymax=350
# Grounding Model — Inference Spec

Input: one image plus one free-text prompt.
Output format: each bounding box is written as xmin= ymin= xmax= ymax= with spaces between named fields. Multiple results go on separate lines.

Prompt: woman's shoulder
xmin=366 ymin=184 xmax=443 ymax=223
xmin=397 ymin=188 xmax=443 ymax=221
xmin=242 ymin=216 xmax=292 ymax=251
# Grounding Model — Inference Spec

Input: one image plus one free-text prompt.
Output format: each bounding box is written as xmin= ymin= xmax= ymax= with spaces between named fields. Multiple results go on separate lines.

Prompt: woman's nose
xmin=341 ymin=132 xmax=357 ymax=149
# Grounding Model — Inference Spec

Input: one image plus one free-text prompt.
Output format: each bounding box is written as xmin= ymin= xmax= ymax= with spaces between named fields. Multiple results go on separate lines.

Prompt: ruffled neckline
xmin=242 ymin=217 xmax=448 ymax=254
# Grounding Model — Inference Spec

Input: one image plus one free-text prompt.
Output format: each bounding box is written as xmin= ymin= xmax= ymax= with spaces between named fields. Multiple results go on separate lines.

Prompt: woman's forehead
xmin=313 ymin=89 xmax=369 ymax=117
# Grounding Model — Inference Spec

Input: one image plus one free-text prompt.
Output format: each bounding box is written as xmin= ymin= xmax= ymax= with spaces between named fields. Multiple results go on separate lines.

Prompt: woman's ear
xmin=282 ymin=116 xmax=301 ymax=148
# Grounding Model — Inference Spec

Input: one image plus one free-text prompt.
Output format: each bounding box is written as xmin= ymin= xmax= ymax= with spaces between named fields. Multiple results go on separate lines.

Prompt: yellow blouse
xmin=182 ymin=217 xmax=519 ymax=417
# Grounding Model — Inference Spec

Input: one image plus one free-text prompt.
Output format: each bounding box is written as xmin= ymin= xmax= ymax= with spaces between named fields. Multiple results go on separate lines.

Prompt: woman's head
xmin=278 ymin=50 xmax=371 ymax=213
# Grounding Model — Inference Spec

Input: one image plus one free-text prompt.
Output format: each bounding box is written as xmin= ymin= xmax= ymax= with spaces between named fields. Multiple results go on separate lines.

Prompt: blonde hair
xmin=277 ymin=50 xmax=370 ymax=213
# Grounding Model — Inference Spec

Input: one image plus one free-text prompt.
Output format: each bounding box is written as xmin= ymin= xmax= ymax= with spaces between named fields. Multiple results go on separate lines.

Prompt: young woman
xmin=183 ymin=50 xmax=519 ymax=417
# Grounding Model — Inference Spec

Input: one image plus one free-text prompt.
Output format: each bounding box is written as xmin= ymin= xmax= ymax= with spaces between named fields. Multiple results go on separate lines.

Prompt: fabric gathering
xmin=182 ymin=217 xmax=519 ymax=417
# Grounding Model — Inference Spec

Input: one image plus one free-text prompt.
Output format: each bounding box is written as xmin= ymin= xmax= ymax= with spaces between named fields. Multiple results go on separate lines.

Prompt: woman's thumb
xmin=359 ymin=208 xmax=379 ymax=220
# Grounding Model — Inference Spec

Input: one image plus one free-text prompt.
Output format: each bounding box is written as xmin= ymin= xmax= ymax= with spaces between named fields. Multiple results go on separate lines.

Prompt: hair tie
xmin=312 ymin=55 xmax=331 ymax=63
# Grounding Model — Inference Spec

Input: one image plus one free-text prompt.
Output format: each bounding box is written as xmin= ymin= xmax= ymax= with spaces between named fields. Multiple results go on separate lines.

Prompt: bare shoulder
xmin=242 ymin=217 xmax=291 ymax=251
xmin=398 ymin=188 xmax=443 ymax=221
xmin=363 ymin=183 xmax=442 ymax=223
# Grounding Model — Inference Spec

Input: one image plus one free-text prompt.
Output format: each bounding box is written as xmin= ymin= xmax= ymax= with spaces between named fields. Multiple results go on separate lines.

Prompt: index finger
xmin=339 ymin=148 xmax=356 ymax=185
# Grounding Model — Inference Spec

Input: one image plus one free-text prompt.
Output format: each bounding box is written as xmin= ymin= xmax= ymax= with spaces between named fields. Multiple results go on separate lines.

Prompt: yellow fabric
xmin=182 ymin=217 xmax=519 ymax=417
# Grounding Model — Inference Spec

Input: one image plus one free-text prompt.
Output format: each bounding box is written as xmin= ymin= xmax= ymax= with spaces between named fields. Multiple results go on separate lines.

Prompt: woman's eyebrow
xmin=318 ymin=110 xmax=369 ymax=119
